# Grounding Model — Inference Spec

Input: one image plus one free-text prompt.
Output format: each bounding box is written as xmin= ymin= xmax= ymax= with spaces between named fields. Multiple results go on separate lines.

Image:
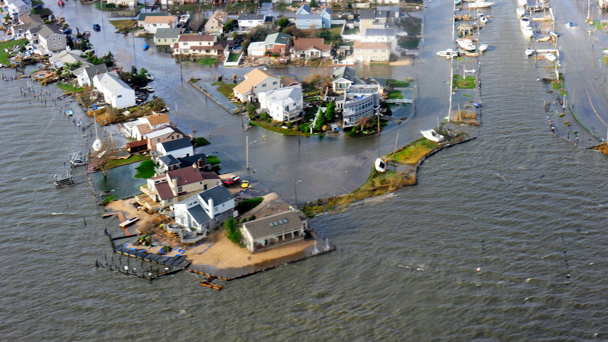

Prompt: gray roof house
xmin=331 ymin=66 xmax=357 ymax=92
xmin=154 ymin=28 xmax=180 ymax=46
xmin=76 ymin=64 xmax=108 ymax=87
xmin=156 ymin=137 xmax=194 ymax=159
xmin=27 ymin=24 xmax=67 ymax=53
xmin=241 ymin=210 xmax=309 ymax=253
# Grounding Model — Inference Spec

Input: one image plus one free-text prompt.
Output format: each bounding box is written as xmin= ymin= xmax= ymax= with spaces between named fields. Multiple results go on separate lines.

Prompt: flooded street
xmin=1 ymin=0 xmax=608 ymax=340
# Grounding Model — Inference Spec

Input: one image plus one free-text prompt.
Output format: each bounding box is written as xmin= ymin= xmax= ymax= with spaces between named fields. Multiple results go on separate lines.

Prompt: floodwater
xmin=1 ymin=0 xmax=608 ymax=340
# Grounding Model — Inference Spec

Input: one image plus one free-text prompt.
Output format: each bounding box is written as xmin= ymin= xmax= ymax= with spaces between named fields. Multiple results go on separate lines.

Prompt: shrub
xmin=249 ymin=214 xmax=256 ymax=221
xmin=224 ymin=217 xmax=243 ymax=246
xmin=260 ymin=112 xmax=267 ymax=120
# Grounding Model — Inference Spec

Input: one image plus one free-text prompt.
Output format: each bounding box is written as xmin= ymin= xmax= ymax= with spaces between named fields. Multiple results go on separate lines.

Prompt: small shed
xmin=126 ymin=139 xmax=149 ymax=153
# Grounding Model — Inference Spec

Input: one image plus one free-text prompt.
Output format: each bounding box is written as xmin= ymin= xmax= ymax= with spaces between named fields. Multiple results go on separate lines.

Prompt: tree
xmin=314 ymin=110 xmax=325 ymax=131
xmin=247 ymin=102 xmax=256 ymax=114
xmin=278 ymin=17 xmax=289 ymax=29
xmin=356 ymin=116 xmax=371 ymax=130
xmin=310 ymin=0 xmax=317 ymax=7
xmin=224 ymin=21 xmax=234 ymax=32
xmin=224 ymin=217 xmax=242 ymax=245
xmin=102 ymin=51 xmax=115 ymax=67
xmin=325 ymin=102 xmax=335 ymax=123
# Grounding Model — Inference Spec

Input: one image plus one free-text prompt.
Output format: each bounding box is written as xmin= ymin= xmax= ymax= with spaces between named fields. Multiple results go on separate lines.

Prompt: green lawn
xmin=56 ymin=82 xmax=85 ymax=93
xmin=105 ymin=154 xmax=151 ymax=169
xmin=198 ymin=57 xmax=216 ymax=65
xmin=393 ymin=138 xmax=438 ymax=165
xmin=453 ymin=74 xmax=476 ymax=89
xmin=194 ymin=137 xmax=210 ymax=147
xmin=227 ymin=52 xmax=241 ymax=63
xmin=171 ymin=3 xmax=211 ymax=12
xmin=250 ymin=120 xmax=313 ymax=136
xmin=211 ymin=81 xmax=237 ymax=99
xmin=235 ymin=197 xmax=264 ymax=214
xmin=329 ymin=24 xmax=343 ymax=35
xmin=207 ymin=156 xmax=221 ymax=165
xmin=387 ymin=79 xmax=411 ymax=88
xmin=0 ymin=39 xmax=28 ymax=65
xmin=387 ymin=90 xmax=404 ymax=100
xmin=134 ymin=160 xmax=156 ymax=179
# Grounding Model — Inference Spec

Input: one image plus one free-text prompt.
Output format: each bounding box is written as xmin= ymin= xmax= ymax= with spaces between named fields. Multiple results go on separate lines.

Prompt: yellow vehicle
xmin=241 ymin=179 xmax=249 ymax=188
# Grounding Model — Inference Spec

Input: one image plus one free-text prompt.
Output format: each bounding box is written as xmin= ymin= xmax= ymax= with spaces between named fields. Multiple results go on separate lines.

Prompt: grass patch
xmin=235 ymin=197 xmax=264 ymax=214
xmin=102 ymin=195 xmax=117 ymax=205
xmin=343 ymin=27 xmax=358 ymax=35
xmin=387 ymin=79 xmax=411 ymax=88
xmin=453 ymin=74 xmax=476 ymax=89
xmin=211 ymin=81 xmax=237 ymax=99
xmin=227 ymin=52 xmax=241 ymax=63
xmin=171 ymin=3 xmax=212 ymax=12
xmin=56 ymin=82 xmax=85 ymax=93
xmin=387 ymin=89 xmax=404 ymax=100
xmin=109 ymin=19 xmax=140 ymax=33
xmin=250 ymin=120 xmax=313 ymax=136
xmin=134 ymin=160 xmax=156 ymax=179
xmin=398 ymin=38 xmax=419 ymax=49
xmin=329 ymin=24 xmax=343 ymax=35
xmin=0 ymin=39 xmax=28 ymax=65
xmin=198 ymin=57 xmax=216 ymax=65
xmin=194 ymin=137 xmax=210 ymax=147
xmin=393 ymin=138 xmax=438 ymax=165
xmin=207 ymin=156 xmax=220 ymax=165
xmin=104 ymin=154 xmax=151 ymax=170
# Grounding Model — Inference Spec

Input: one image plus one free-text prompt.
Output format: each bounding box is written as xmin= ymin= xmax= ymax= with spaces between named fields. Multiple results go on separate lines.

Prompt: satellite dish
xmin=92 ymin=139 xmax=102 ymax=152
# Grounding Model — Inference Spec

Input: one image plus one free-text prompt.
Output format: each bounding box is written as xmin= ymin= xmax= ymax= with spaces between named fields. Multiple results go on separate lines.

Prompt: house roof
xmin=296 ymin=14 xmax=322 ymax=21
xmin=178 ymin=34 xmax=215 ymax=42
xmin=233 ymin=68 xmax=278 ymax=95
xmin=239 ymin=14 xmax=265 ymax=21
xmin=144 ymin=15 xmax=176 ymax=24
xmin=264 ymin=32 xmax=290 ymax=45
xmin=263 ymin=86 xmax=302 ymax=107
xmin=297 ymin=3 xmax=311 ymax=14
xmin=145 ymin=113 xmax=170 ymax=126
xmin=243 ymin=211 xmax=306 ymax=240
xmin=155 ymin=181 xmax=174 ymax=200
xmin=136 ymin=124 xmax=151 ymax=136
xmin=209 ymin=10 xmax=227 ymax=21
xmin=354 ymin=76 xmax=387 ymax=87
xmin=155 ymin=28 xmax=180 ymax=39
xmin=353 ymin=42 xmax=391 ymax=50
xmin=248 ymin=41 xmax=266 ymax=51
xmin=93 ymin=72 xmax=132 ymax=96
xmin=137 ymin=12 xmax=168 ymax=21
xmin=359 ymin=9 xmax=394 ymax=20
xmin=200 ymin=172 xmax=220 ymax=180
xmin=212 ymin=40 xmax=228 ymax=50
xmin=264 ymin=15 xmax=274 ymax=23
xmin=159 ymin=155 xmax=180 ymax=166
xmin=187 ymin=204 xmax=212 ymax=225
xmin=332 ymin=66 xmax=356 ymax=82
xmin=364 ymin=28 xmax=396 ymax=37
xmin=198 ymin=185 xmax=233 ymax=205
xmin=178 ymin=153 xmax=209 ymax=168
xmin=159 ymin=137 xmax=192 ymax=152
xmin=83 ymin=64 xmax=108 ymax=79
xmin=167 ymin=166 xmax=204 ymax=186
xmin=280 ymin=77 xmax=299 ymax=87
xmin=293 ymin=38 xmax=330 ymax=51
xmin=32 ymin=24 xmax=64 ymax=39
xmin=145 ymin=126 xmax=174 ymax=139
xmin=321 ymin=7 xmax=332 ymax=15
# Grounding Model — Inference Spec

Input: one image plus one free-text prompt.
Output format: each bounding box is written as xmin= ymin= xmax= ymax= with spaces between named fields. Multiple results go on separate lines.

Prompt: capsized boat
xmin=468 ymin=0 xmax=495 ymax=8
xmin=456 ymin=38 xmax=477 ymax=51
xmin=480 ymin=16 xmax=488 ymax=24
xmin=522 ymin=27 xmax=534 ymax=38
xmin=436 ymin=48 xmax=459 ymax=58
xmin=375 ymin=158 xmax=387 ymax=172
xmin=520 ymin=17 xmax=531 ymax=27
xmin=420 ymin=129 xmax=445 ymax=143
xmin=525 ymin=48 xmax=535 ymax=56
xmin=516 ymin=8 xmax=525 ymax=17
xmin=66 ymin=110 xmax=73 ymax=116
xmin=479 ymin=43 xmax=488 ymax=52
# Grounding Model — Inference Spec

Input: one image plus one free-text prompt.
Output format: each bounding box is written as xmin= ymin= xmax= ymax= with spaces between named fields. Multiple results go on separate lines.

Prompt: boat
xmin=455 ymin=0 xmax=462 ymax=5
xmin=549 ymin=31 xmax=560 ymax=37
xmin=480 ymin=16 xmax=488 ymax=24
xmin=479 ymin=43 xmax=488 ymax=52
xmin=375 ymin=158 xmax=387 ymax=172
xmin=543 ymin=53 xmax=557 ymax=62
xmin=517 ymin=0 xmax=527 ymax=6
xmin=69 ymin=151 xmax=87 ymax=167
xmin=146 ymin=74 xmax=154 ymax=81
xmin=420 ymin=129 xmax=445 ymax=143
xmin=144 ymin=86 xmax=154 ymax=92
xmin=516 ymin=8 xmax=526 ymax=17
xmin=456 ymin=38 xmax=477 ymax=51
xmin=520 ymin=17 xmax=531 ymax=28
xmin=119 ymin=217 xmax=141 ymax=228
xmin=525 ymin=48 xmax=535 ymax=56
xmin=66 ymin=110 xmax=73 ymax=116
xmin=179 ymin=14 xmax=190 ymax=25
xmin=522 ymin=27 xmax=534 ymax=38
xmin=436 ymin=48 xmax=459 ymax=58
xmin=537 ymin=36 xmax=551 ymax=42
xmin=143 ymin=44 xmax=149 ymax=50
xmin=468 ymin=0 xmax=495 ymax=8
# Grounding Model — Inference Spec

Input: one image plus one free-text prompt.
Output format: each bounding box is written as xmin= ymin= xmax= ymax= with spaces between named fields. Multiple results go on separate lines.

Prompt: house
xmin=144 ymin=126 xmax=184 ymax=151
xmin=76 ymin=64 xmax=108 ymax=87
xmin=123 ymin=114 xmax=172 ymax=140
xmin=358 ymin=9 xmax=396 ymax=35
xmin=263 ymin=15 xmax=276 ymax=30
xmin=353 ymin=42 xmax=390 ymax=62
xmin=263 ymin=32 xmax=290 ymax=55
xmin=156 ymin=137 xmax=193 ymax=159
xmin=349 ymin=76 xmax=386 ymax=96
xmin=154 ymin=28 xmax=180 ymax=46
xmin=296 ymin=6 xmax=331 ymax=29
xmin=178 ymin=153 xmax=212 ymax=171
xmin=157 ymin=152 xmax=211 ymax=174
xmin=7 ymin=0 xmax=30 ymax=21
xmin=204 ymin=10 xmax=227 ymax=34
xmin=142 ymin=113 xmax=171 ymax=130
xmin=142 ymin=166 xmax=218 ymax=208
xmin=237 ymin=14 xmax=267 ymax=30
xmin=377 ymin=6 xmax=402 ymax=20
xmin=9 ymin=14 xmax=43 ymax=37
xmin=27 ymin=24 xmax=67 ymax=53
xmin=338 ymin=88 xmax=380 ymax=128
xmin=291 ymin=38 xmax=331 ymax=59
xmin=157 ymin=155 xmax=181 ymax=172
xmin=360 ymin=28 xmax=397 ymax=51
xmin=331 ymin=66 xmax=357 ymax=92
xmin=48 ymin=50 xmax=90 ymax=70
xmin=106 ymin=0 xmax=137 ymax=7
xmin=233 ymin=68 xmax=282 ymax=102
xmin=137 ymin=12 xmax=169 ymax=27
xmin=258 ymin=85 xmax=303 ymax=122
xmin=92 ymin=72 xmax=136 ymax=109
xmin=173 ymin=185 xmax=235 ymax=238
xmin=173 ymin=34 xmax=220 ymax=57
xmin=241 ymin=210 xmax=309 ymax=253
xmin=143 ymin=15 xmax=176 ymax=34
xmin=247 ymin=41 xmax=266 ymax=56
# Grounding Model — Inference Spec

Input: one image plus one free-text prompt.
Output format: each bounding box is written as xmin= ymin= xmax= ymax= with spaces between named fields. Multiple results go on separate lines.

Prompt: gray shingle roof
xmin=364 ymin=28 xmax=395 ymax=37
xmin=198 ymin=185 xmax=233 ymax=205
xmin=188 ymin=205 xmax=212 ymax=225
xmin=84 ymin=64 xmax=108 ymax=79
xmin=159 ymin=155 xmax=180 ymax=166
xmin=178 ymin=153 xmax=208 ymax=168
xmin=333 ymin=66 xmax=356 ymax=81
xmin=239 ymin=14 xmax=265 ymax=21
xmin=159 ymin=137 xmax=192 ymax=152
xmin=296 ymin=14 xmax=322 ymax=21
xmin=155 ymin=28 xmax=180 ymax=39
xmin=94 ymin=72 xmax=131 ymax=96
xmin=243 ymin=211 xmax=305 ymax=240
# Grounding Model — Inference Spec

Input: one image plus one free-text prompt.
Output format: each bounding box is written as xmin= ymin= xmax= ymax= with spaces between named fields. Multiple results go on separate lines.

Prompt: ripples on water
xmin=0 ymin=0 xmax=607 ymax=340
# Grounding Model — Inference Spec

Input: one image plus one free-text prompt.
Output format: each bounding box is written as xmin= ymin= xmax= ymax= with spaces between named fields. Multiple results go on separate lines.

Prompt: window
xmin=53 ymin=38 xmax=56 ymax=41
xmin=381 ymin=49 xmax=387 ymax=53
xmin=373 ymin=55 xmax=378 ymax=59
xmin=117 ymin=95 xmax=122 ymax=98
xmin=273 ymin=81 xmax=277 ymax=85
xmin=382 ymin=55 xmax=387 ymax=59
xmin=178 ymin=186 xmax=183 ymax=192
xmin=59 ymin=44 xmax=62 ymax=47
xmin=356 ymin=49 xmax=361 ymax=52
xmin=58 ymin=37 xmax=61 ymax=41
xmin=164 ymin=39 xmax=167 ymax=42
xmin=184 ymin=42 xmax=188 ymax=46
xmin=373 ymin=49 xmax=378 ymax=53
xmin=262 ymin=84 xmax=266 ymax=87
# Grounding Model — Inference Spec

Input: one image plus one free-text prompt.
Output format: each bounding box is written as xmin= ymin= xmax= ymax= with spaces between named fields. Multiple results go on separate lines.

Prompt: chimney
xmin=192 ymin=163 xmax=196 ymax=169
xmin=197 ymin=158 xmax=203 ymax=168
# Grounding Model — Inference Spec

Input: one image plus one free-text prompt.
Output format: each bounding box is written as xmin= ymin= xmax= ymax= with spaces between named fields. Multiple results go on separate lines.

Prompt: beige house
xmin=353 ymin=42 xmax=391 ymax=63
xmin=173 ymin=34 xmax=228 ymax=57
xmin=141 ymin=166 xmax=219 ymax=208
xmin=241 ymin=211 xmax=309 ymax=253
xmin=204 ymin=10 xmax=227 ymax=34
xmin=233 ymin=68 xmax=281 ymax=102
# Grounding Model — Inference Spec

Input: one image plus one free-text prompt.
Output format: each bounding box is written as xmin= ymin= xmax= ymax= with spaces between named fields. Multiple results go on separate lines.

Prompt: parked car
xmin=93 ymin=24 xmax=101 ymax=31
xmin=241 ymin=179 xmax=249 ymax=188
xmin=223 ymin=175 xmax=240 ymax=186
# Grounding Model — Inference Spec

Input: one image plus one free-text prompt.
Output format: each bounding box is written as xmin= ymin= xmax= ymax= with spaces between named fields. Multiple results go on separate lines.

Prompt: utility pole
xmin=246 ymin=135 xmax=249 ymax=170
xmin=293 ymin=179 xmax=298 ymax=209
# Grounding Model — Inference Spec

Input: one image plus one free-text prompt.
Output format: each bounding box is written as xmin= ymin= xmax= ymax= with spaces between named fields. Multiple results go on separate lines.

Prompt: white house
xmin=247 ymin=41 xmax=266 ymax=56
xmin=92 ymin=72 xmax=136 ymax=109
xmin=143 ymin=15 xmax=176 ymax=34
xmin=233 ymin=68 xmax=281 ymax=102
xmin=76 ymin=64 xmax=108 ymax=87
xmin=156 ymin=137 xmax=194 ymax=159
xmin=173 ymin=185 xmax=235 ymax=237
xmin=360 ymin=28 xmax=397 ymax=51
xmin=241 ymin=210 xmax=308 ymax=253
xmin=237 ymin=14 xmax=267 ymax=30
xmin=204 ymin=10 xmax=227 ymax=34
xmin=123 ymin=114 xmax=172 ymax=140
xmin=7 ymin=0 xmax=30 ymax=21
xmin=106 ymin=0 xmax=137 ymax=7
xmin=258 ymin=85 xmax=303 ymax=122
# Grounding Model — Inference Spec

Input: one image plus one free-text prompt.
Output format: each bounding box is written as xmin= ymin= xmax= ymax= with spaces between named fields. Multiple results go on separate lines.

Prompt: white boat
xmin=179 ymin=14 xmax=190 ymax=25
xmin=468 ymin=0 xmax=494 ymax=8
xmin=92 ymin=139 xmax=103 ymax=152
xmin=119 ymin=217 xmax=141 ymax=228
xmin=456 ymin=38 xmax=477 ymax=51
xmin=516 ymin=8 xmax=526 ymax=17
xmin=375 ymin=158 xmax=387 ymax=172
xmin=517 ymin=0 xmax=527 ymax=6
xmin=479 ymin=43 xmax=488 ymax=52
xmin=421 ymin=129 xmax=445 ymax=143
xmin=436 ymin=48 xmax=459 ymax=58
xmin=480 ymin=16 xmax=488 ymax=24
xmin=543 ymin=53 xmax=557 ymax=62
xmin=525 ymin=48 xmax=535 ymax=56
xmin=520 ymin=17 xmax=531 ymax=28
xmin=522 ymin=27 xmax=534 ymax=38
